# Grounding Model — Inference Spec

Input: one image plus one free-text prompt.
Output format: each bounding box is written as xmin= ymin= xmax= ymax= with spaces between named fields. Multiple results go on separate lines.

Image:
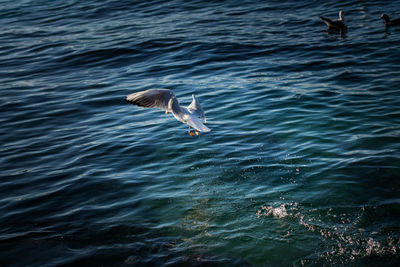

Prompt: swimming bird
xmin=319 ymin=10 xmax=347 ymax=30
xmin=126 ymin=89 xmax=210 ymax=136
xmin=380 ymin=14 xmax=400 ymax=27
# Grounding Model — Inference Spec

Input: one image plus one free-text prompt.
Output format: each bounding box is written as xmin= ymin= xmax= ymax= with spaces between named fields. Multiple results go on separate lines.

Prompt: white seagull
xmin=126 ymin=89 xmax=210 ymax=136
xmin=319 ymin=10 xmax=347 ymax=30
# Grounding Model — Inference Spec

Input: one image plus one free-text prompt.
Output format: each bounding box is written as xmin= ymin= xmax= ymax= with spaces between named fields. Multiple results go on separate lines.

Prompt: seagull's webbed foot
xmin=188 ymin=131 xmax=194 ymax=136
xmin=195 ymin=130 xmax=199 ymax=135
xmin=165 ymin=111 xmax=168 ymax=114
xmin=188 ymin=126 xmax=194 ymax=136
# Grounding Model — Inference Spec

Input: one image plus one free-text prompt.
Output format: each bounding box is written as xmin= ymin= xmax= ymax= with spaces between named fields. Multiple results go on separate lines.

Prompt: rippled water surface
xmin=1 ymin=0 xmax=400 ymax=266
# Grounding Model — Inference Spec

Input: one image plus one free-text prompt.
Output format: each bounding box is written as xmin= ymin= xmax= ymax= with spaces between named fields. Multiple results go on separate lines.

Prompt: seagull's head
xmin=339 ymin=10 xmax=345 ymax=20
xmin=200 ymin=114 xmax=207 ymax=124
xmin=380 ymin=14 xmax=389 ymax=21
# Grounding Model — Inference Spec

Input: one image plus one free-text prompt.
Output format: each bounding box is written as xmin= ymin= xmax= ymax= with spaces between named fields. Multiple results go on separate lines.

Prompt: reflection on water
xmin=182 ymin=198 xmax=212 ymax=240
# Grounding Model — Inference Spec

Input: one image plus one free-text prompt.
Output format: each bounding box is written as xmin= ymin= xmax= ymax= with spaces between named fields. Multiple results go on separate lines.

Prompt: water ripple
xmin=1 ymin=0 xmax=400 ymax=266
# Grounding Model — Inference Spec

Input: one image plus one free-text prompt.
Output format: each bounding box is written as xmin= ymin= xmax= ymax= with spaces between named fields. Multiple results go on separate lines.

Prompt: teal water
xmin=1 ymin=0 xmax=400 ymax=266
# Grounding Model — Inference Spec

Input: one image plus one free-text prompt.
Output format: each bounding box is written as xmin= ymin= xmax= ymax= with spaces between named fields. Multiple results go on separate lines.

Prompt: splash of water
xmin=256 ymin=204 xmax=288 ymax=219
xmin=257 ymin=203 xmax=400 ymax=264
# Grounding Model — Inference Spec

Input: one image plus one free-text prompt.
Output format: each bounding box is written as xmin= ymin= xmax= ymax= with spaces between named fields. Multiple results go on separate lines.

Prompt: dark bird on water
xmin=380 ymin=14 xmax=400 ymax=27
xmin=319 ymin=10 xmax=347 ymax=31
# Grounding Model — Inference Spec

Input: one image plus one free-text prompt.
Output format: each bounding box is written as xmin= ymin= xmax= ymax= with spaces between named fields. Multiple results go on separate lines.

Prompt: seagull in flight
xmin=319 ymin=10 xmax=347 ymax=31
xmin=126 ymin=89 xmax=210 ymax=136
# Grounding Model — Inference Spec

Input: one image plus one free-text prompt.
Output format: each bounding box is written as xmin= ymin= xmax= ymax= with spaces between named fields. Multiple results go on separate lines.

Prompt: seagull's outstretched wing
xmin=126 ymin=89 xmax=184 ymax=119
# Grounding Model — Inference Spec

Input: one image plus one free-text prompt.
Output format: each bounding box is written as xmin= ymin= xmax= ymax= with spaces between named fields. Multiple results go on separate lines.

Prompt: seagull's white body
xmin=126 ymin=89 xmax=210 ymax=135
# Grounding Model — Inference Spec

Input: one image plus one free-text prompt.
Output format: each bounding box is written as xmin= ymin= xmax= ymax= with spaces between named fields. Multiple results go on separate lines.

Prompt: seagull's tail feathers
xmin=187 ymin=116 xmax=211 ymax=133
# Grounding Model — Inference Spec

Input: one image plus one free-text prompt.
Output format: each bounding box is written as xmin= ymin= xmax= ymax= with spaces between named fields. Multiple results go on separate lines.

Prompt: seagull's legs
xmin=195 ymin=130 xmax=199 ymax=135
xmin=165 ymin=111 xmax=168 ymax=114
xmin=188 ymin=126 xmax=194 ymax=136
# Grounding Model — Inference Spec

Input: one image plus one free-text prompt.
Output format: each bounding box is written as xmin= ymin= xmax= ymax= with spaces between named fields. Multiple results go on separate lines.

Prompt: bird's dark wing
xmin=126 ymin=89 xmax=178 ymax=112
xmin=319 ymin=16 xmax=332 ymax=27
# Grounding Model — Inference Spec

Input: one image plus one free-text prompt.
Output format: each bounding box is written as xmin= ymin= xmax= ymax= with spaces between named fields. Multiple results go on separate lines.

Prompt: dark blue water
xmin=1 ymin=0 xmax=400 ymax=266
